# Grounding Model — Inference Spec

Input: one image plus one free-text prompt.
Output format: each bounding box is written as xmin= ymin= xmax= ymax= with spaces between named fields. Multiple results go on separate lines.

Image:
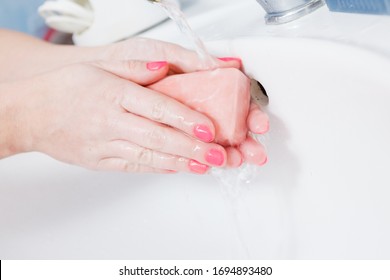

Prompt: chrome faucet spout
xmin=256 ymin=0 xmax=325 ymax=24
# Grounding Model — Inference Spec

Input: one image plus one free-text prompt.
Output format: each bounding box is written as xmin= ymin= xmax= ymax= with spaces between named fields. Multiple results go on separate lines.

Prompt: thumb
xmin=92 ymin=60 xmax=169 ymax=86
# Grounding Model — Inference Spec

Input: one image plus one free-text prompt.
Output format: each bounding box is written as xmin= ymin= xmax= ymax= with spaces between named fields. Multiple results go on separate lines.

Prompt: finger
xmin=239 ymin=136 xmax=267 ymax=166
xmin=247 ymin=103 xmax=269 ymax=134
xmin=226 ymin=147 xmax=243 ymax=168
xmin=91 ymin=60 xmax=169 ymax=86
xmin=115 ymin=113 xmax=227 ymax=167
xmin=105 ymin=140 xmax=209 ymax=174
xmin=166 ymin=47 xmax=242 ymax=73
xmin=120 ymin=83 xmax=216 ymax=143
xmin=96 ymin=157 xmax=175 ymax=173
xmin=126 ymin=38 xmax=241 ymax=73
xmin=216 ymin=57 xmax=242 ymax=69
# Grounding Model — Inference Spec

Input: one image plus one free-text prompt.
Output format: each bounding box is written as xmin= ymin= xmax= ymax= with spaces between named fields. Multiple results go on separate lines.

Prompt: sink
xmin=1 ymin=0 xmax=390 ymax=259
xmin=208 ymin=37 xmax=390 ymax=258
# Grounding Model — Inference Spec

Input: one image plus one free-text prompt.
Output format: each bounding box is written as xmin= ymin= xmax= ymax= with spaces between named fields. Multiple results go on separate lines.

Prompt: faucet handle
xmin=256 ymin=0 xmax=325 ymax=24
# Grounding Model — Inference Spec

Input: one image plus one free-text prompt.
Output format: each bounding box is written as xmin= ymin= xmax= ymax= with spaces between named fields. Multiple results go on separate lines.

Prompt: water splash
xmin=211 ymin=133 xmax=268 ymax=194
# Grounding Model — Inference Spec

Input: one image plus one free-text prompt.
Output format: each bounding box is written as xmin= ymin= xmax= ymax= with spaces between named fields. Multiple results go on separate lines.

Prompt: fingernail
xmin=205 ymin=149 xmax=225 ymax=166
xmin=218 ymin=57 xmax=242 ymax=63
xmin=258 ymin=156 xmax=268 ymax=166
xmin=147 ymin=61 xmax=168 ymax=71
xmin=189 ymin=160 xmax=209 ymax=174
xmin=255 ymin=120 xmax=270 ymax=134
xmin=194 ymin=124 xmax=213 ymax=142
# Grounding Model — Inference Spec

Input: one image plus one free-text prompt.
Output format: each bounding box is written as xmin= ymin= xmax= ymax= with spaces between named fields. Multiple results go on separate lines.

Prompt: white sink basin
xmin=1 ymin=0 xmax=390 ymax=259
xmin=208 ymin=37 xmax=390 ymax=258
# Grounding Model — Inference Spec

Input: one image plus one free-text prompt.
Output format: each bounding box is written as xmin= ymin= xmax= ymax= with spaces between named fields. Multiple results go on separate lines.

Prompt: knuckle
xmin=95 ymin=158 xmax=140 ymax=173
xmin=116 ymin=160 xmax=129 ymax=172
xmin=119 ymin=86 xmax=140 ymax=111
xmin=144 ymin=127 xmax=167 ymax=150
xmin=151 ymin=98 xmax=168 ymax=122
xmin=160 ymin=154 xmax=179 ymax=171
xmin=171 ymin=156 xmax=184 ymax=171
xmin=190 ymin=142 xmax=204 ymax=160
xmin=136 ymin=148 xmax=153 ymax=165
xmin=123 ymin=162 xmax=140 ymax=173
xmin=95 ymin=159 xmax=106 ymax=171
xmin=124 ymin=60 xmax=137 ymax=73
xmin=102 ymin=82 xmax=129 ymax=107
xmin=89 ymin=60 xmax=105 ymax=69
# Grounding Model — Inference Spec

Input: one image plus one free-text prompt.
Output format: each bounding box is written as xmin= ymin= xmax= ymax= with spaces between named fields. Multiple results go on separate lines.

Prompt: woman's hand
xmin=231 ymin=102 xmax=269 ymax=167
xmin=0 ymin=30 xmax=268 ymax=170
xmin=103 ymin=39 xmax=269 ymax=168
xmin=96 ymin=37 xmax=242 ymax=73
xmin=91 ymin=38 xmax=269 ymax=168
xmin=148 ymin=68 xmax=269 ymax=168
xmin=0 ymin=30 xmax=241 ymax=82
xmin=2 ymin=60 xmax=229 ymax=174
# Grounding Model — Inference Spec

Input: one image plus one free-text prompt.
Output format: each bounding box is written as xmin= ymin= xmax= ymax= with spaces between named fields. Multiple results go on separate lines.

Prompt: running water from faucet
xmin=148 ymin=0 xmax=217 ymax=68
xmin=149 ymin=0 xmax=264 ymax=258
xmin=149 ymin=0 xmax=266 ymax=190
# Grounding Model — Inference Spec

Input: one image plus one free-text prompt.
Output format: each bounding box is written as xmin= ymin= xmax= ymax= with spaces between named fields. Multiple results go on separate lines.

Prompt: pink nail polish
xmin=205 ymin=149 xmax=225 ymax=166
xmin=218 ymin=57 xmax=242 ymax=63
xmin=194 ymin=124 xmax=214 ymax=142
xmin=147 ymin=61 xmax=168 ymax=71
xmin=189 ymin=160 xmax=209 ymax=174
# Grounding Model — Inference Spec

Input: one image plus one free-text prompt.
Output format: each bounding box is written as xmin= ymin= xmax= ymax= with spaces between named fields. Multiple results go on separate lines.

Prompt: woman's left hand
xmin=95 ymin=37 xmax=242 ymax=73
xmin=0 ymin=31 xmax=241 ymax=82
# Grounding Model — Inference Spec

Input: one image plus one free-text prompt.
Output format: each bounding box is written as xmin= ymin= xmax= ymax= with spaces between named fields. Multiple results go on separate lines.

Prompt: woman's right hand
xmin=2 ymin=60 xmax=227 ymax=174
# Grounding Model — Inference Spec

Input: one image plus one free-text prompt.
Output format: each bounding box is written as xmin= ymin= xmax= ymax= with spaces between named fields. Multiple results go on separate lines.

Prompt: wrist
xmin=0 ymin=82 xmax=31 ymax=158
xmin=51 ymin=43 xmax=103 ymax=66
xmin=0 ymin=30 xmax=103 ymax=82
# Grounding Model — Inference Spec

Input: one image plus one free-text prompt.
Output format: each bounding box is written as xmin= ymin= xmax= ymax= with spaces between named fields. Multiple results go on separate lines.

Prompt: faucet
xmin=256 ymin=0 xmax=325 ymax=24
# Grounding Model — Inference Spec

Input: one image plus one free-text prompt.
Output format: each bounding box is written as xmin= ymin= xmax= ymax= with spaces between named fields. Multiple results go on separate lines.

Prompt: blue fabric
xmin=0 ymin=0 xmax=46 ymax=37
xmin=325 ymin=0 xmax=390 ymax=15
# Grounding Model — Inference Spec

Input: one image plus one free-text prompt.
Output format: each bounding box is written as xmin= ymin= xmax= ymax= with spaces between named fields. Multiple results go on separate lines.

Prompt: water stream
xmin=151 ymin=0 xmax=217 ymax=68
xmin=150 ymin=0 xmax=263 ymax=258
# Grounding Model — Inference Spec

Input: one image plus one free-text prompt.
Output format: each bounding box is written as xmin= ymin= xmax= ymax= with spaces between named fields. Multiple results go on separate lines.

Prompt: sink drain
xmin=250 ymin=79 xmax=269 ymax=106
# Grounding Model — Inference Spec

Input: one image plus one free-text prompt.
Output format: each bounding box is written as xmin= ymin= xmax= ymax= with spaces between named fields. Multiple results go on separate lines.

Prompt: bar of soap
xmin=148 ymin=68 xmax=251 ymax=146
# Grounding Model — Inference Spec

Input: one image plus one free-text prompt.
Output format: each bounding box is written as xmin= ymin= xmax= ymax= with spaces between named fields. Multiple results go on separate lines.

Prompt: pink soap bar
xmin=149 ymin=68 xmax=251 ymax=146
